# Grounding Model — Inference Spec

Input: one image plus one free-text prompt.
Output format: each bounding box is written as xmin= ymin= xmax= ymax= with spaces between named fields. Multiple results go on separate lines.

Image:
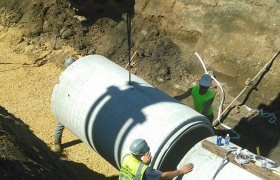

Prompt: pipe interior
xmin=157 ymin=122 xmax=214 ymax=172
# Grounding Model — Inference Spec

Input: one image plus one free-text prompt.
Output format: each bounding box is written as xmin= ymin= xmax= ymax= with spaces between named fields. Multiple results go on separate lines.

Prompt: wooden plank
xmin=202 ymin=140 xmax=280 ymax=180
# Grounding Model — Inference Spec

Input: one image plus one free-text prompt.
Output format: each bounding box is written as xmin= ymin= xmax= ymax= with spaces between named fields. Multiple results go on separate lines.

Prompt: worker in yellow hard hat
xmin=174 ymin=74 xmax=215 ymax=123
xmin=119 ymin=139 xmax=193 ymax=179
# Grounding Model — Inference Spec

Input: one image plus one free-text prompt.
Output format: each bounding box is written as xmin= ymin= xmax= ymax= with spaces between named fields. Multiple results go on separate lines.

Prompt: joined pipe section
xmin=51 ymin=55 xmax=214 ymax=170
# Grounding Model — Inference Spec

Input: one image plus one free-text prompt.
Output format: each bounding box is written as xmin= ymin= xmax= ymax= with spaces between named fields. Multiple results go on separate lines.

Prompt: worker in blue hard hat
xmin=51 ymin=57 xmax=75 ymax=153
xmin=119 ymin=139 xmax=193 ymax=179
xmin=174 ymin=74 xmax=215 ymax=123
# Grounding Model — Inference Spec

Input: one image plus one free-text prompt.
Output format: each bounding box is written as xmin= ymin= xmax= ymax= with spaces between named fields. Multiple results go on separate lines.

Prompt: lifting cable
xmin=126 ymin=13 xmax=132 ymax=83
xmin=211 ymin=149 xmax=234 ymax=180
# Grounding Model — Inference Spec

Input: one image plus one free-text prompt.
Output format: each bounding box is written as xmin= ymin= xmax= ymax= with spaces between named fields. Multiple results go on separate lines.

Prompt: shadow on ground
xmin=0 ymin=106 xmax=117 ymax=180
xmin=68 ymin=0 xmax=135 ymax=24
xmin=215 ymin=93 xmax=280 ymax=163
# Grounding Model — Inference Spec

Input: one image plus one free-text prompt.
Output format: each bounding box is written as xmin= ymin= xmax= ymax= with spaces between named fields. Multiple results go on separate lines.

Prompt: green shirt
xmin=191 ymin=85 xmax=215 ymax=116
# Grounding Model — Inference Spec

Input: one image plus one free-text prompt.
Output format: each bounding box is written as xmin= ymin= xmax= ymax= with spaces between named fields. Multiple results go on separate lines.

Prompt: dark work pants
xmin=54 ymin=122 xmax=64 ymax=144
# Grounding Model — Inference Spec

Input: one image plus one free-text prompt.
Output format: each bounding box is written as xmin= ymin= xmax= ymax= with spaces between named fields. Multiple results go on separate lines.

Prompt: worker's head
xmin=129 ymin=139 xmax=150 ymax=156
xmin=199 ymin=74 xmax=212 ymax=89
xmin=64 ymin=57 xmax=75 ymax=68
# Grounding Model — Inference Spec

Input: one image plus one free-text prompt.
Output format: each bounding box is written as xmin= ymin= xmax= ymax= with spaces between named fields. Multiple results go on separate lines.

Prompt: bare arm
xmin=173 ymin=88 xmax=192 ymax=101
xmin=202 ymin=97 xmax=214 ymax=116
xmin=160 ymin=163 xmax=194 ymax=179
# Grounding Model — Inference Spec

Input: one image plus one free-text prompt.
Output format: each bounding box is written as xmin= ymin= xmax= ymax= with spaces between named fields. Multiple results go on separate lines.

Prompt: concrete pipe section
xmin=178 ymin=136 xmax=280 ymax=179
xmin=51 ymin=55 xmax=214 ymax=171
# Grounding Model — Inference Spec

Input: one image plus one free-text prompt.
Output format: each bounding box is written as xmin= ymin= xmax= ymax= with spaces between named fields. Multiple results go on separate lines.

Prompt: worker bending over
xmin=174 ymin=74 xmax=215 ymax=123
xmin=51 ymin=57 xmax=75 ymax=153
xmin=119 ymin=139 xmax=193 ymax=179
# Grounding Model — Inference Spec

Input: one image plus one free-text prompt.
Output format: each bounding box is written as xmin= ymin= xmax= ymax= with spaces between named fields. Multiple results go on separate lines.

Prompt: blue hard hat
xmin=129 ymin=139 xmax=150 ymax=156
xmin=199 ymin=74 xmax=212 ymax=87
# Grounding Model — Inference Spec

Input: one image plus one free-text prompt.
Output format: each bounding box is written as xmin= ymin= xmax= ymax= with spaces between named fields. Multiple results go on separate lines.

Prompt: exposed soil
xmin=0 ymin=0 xmax=279 ymax=179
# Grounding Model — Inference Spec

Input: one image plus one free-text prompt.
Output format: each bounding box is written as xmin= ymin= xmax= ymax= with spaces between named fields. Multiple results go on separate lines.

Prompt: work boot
xmin=51 ymin=142 xmax=62 ymax=153
xmin=52 ymin=137 xmax=62 ymax=153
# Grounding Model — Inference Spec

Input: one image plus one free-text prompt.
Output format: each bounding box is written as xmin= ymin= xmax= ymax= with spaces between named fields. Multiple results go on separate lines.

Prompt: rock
xmin=87 ymin=46 xmax=97 ymax=54
xmin=141 ymin=30 xmax=147 ymax=36
xmin=156 ymin=76 xmax=165 ymax=83
xmin=17 ymin=34 xmax=24 ymax=44
xmin=158 ymin=67 xmax=169 ymax=76
xmin=73 ymin=15 xmax=87 ymax=21
xmin=61 ymin=29 xmax=74 ymax=39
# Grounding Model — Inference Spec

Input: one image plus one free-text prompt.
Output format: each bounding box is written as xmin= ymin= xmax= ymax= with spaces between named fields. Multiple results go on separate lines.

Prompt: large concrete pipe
xmin=51 ymin=55 xmax=214 ymax=171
